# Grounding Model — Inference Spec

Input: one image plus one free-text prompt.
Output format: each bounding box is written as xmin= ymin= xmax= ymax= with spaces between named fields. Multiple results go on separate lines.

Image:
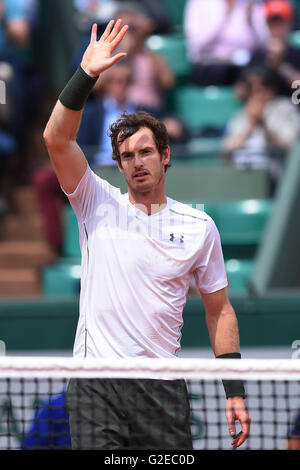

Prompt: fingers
xmin=107 ymin=18 xmax=123 ymax=42
xmin=226 ymin=407 xmax=236 ymax=440
xmin=109 ymin=52 xmax=127 ymax=67
xmin=232 ymin=413 xmax=251 ymax=448
xmin=101 ymin=19 xmax=115 ymax=41
xmin=100 ymin=19 xmax=128 ymax=48
xmin=226 ymin=400 xmax=251 ymax=449
xmin=90 ymin=23 xmax=98 ymax=43
xmin=232 ymin=431 xmax=248 ymax=449
xmin=230 ymin=427 xmax=248 ymax=449
xmin=111 ymin=24 xmax=129 ymax=49
xmin=231 ymin=422 xmax=250 ymax=449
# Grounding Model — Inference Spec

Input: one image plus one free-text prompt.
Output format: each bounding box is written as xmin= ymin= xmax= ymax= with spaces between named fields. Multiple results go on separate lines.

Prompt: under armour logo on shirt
xmin=170 ymin=233 xmax=184 ymax=243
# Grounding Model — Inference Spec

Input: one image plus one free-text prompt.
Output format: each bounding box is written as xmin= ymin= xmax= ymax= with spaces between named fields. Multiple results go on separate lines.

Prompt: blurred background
xmin=0 ymin=0 xmax=300 ymax=359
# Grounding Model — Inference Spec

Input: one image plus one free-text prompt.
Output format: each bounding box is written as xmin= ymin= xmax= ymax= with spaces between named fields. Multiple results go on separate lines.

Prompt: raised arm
xmin=43 ymin=20 xmax=128 ymax=194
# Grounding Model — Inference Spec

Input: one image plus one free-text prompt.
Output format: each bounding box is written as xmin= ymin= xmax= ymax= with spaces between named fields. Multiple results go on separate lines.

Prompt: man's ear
xmin=162 ymin=146 xmax=171 ymax=167
xmin=116 ymin=159 xmax=124 ymax=174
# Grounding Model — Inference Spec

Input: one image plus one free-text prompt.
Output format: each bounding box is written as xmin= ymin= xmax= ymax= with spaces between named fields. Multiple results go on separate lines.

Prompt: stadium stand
xmin=225 ymin=259 xmax=255 ymax=296
xmin=43 ymin=262 xmax=81 ymax=297
xmin=42 ymin=204 xmax=81 ymax=297
xmin=172 ymin=85 xmax=241 ymax=135
xmin=216 ymin=199 xmax=273 ymax=259
xmin=290 ymin=29 xmax=300 ymax=48
xmin=62 ymin=204 xmax=80 ymax=259
xmin=146 ymin=34 xmax=191 ymax=80
xmin=0 ymin=186 xmax=55 ymax=296
xmin=164 ymin=0 xmax=187 ymax=33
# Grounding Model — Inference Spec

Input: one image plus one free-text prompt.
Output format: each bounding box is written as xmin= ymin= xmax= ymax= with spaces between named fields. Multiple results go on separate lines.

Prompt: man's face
xmin=117 ymin=127 xmax=170 ymax=194
xmin=247 ymin=76 xmax=274 ymax=102
xmin=267 ymin=16 xmax=291 ymax=40
xmin=102 ymin=66 xmax=132 ymax=105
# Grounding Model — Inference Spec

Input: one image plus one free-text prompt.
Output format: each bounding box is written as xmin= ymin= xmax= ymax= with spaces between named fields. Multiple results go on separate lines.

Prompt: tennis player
xmin=43 ymin=19 xmax=251 ymax=450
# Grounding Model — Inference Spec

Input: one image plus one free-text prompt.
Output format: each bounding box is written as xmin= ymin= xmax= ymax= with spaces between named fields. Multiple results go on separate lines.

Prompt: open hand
xmin=226 ymin=397 xmax=251 ymax=448
xmin=81 ymin=19 xmax=128 ymax=78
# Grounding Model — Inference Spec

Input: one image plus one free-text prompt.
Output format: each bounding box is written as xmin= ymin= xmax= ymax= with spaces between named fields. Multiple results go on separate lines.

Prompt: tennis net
xmin=0 ymin=356 xmax=299 ymax=450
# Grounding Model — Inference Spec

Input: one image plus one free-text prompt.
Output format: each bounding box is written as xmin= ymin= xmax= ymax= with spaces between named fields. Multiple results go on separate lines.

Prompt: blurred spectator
xmin=21 ymin=391 xmax=71 ymax=450
xmin=250 ymin=0 xmax=300 ymax=97
xmin=0 ymin=0 xmax=35 ymax=213
xmin=0 ymin=0 xmax=32 ymax=51
xmin=0 ymin=0 xmax=40 ymax=204
xmin=160 ymin=115 xmax=191 ymax=159
xmin=32 ymin=165 xmax=65 ymax=255
xmin=119 ymin=0 xmax=172 ymax=34
xmin=0 ymin=61 xmax=16 ymax=216
xmin=184 ymin=0 xmax=268 ymax=86
xmin=221 ymin=65 xmax=300 ymax=195
xmin=73 ymin=0 xmax=119 ymax=34
xmin=115 ymin=2 xmax=175 ymax=116
xmin=72 ymin=1 xmax=119 ymax=76
xmin=72 ymin=2 xmax=174 ymax=116
xmin=0 ymin=0 xmax=39 ymax=137
xmin=287 ymin=409 xmax=300 ymax=450
xmin=161 ymin=116 xmax=190 ymax=146
xmin=73 ymin=0 xmax=171 ymax=35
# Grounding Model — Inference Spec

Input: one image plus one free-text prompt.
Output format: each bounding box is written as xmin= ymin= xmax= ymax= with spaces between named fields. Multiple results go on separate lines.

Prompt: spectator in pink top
xmin=184 ymin=0 xmax=268 ymax=85
xmin=115 ymin=3 xmax=175 ymax=116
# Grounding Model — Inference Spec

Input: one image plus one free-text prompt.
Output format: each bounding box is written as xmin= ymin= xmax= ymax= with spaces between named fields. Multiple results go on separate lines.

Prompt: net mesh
xmin=0 ymin=357 xmax=299 ymax=450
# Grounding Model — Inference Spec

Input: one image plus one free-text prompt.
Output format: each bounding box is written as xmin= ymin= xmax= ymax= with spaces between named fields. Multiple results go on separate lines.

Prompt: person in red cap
xmin=249 ymin=0 xmax=300 ymax=96
xmin=264 ymin=0 xmax=294 ymax=21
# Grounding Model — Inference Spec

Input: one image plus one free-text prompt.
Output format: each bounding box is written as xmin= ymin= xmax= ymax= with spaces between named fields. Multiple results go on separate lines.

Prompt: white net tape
xmin=0 ymin=356 xmax=300 ymax=380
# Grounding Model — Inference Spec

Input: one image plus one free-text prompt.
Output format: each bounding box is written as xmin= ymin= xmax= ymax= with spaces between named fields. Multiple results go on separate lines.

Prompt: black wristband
xmin=216 ymin=352 xmax=246 ymax=399
xmin=59 ymin=66 xmax=99 ymax=111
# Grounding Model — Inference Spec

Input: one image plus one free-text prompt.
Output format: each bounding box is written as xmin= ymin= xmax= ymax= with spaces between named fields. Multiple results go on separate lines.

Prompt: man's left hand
xmin=225 ymin=397 xmax=251 ymax=448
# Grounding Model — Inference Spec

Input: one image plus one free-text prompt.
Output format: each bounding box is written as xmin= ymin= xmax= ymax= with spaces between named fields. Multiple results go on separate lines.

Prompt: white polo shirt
xmin=66 ymin=166 xmax=228 ymax=359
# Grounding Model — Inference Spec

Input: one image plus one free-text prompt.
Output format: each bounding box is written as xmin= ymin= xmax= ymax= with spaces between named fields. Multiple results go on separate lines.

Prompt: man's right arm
xmin=43 ymin=19 xmax=128 ymax=194
xmin=43 ymin=101 xmax=87 ymax=195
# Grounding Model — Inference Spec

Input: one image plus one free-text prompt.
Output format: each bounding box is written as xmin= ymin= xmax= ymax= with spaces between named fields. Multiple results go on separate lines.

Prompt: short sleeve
xmin=193 ymin=216 xmax=228 ymax=294
xmin=62 ymin=165 xmax=120 ymax=222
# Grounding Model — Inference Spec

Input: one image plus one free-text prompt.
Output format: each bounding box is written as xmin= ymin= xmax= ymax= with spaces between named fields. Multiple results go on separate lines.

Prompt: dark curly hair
xmin=108 ymin=111 xmax=171 ymax=172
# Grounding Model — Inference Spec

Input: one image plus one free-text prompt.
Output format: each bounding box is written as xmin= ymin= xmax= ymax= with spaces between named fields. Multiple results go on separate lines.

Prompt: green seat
xmin=289 ymin=30 xmax=300 ymax=49
xmin=217 ymin=199 xmax=273 ymax=258
xmin=170 ymin=137 xmax=222 ymax=166
xmin=164 ymin=0 xmax=187 ymax=33
xmin=225 ymin=259 xmax=254 ymax=295
xmin=173 ymin=85 xmax=240 ymax=133
xmin=186 ymin=137 xmax=222 ymax=165
xmin=187 ymin=137 xmax=222 ymax=155
xmin=63 ymin=204 xmax=81 ymax=258
xmin=146 ymin=34 xmax=190 ymax=78
xmin=42 ymin=262 xmax=81 ymax=296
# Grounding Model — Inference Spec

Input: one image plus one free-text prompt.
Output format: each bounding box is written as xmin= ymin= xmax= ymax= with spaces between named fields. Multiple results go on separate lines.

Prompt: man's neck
xmin=128 ymin=189 xmax=167 ymax=216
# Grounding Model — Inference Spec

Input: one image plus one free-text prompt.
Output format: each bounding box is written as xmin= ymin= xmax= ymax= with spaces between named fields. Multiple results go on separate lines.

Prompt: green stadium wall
xmin=0 ymin=295 xmax=299 ymax=353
